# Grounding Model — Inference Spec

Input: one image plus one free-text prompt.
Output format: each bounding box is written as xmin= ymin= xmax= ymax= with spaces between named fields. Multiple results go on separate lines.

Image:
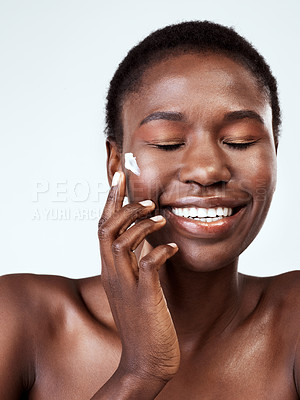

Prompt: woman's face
xmin=120 ymin=52 xmax=277 ymax=271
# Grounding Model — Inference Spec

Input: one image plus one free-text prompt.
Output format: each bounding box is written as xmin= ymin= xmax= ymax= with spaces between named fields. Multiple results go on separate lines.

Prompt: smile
xmin=162 ymin=201 xmax=247 ymax=239
xmin=171 ymin=207 xmax=233 ymax=222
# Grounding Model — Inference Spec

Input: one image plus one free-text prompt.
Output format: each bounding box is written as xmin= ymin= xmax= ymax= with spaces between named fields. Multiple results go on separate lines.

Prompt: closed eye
xmin=154 ymin=143 xmax=184 ymax=151
xmin=224 ymin=141 xmax=257 ymax=150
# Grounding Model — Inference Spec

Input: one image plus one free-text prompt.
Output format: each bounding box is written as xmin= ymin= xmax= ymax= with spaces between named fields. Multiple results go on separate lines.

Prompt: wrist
xmin=91 ymin=367 xmax=168 ymax=400
xmin=116 ymin=368 xmax=168 ymax=398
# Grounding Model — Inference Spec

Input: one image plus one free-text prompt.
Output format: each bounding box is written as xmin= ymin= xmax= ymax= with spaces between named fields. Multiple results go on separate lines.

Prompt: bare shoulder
xmin=0 ymin=272 xmax=115 ymax=357
xmin=0 ymin=273 xmax=78 ymax=341
xmin=0 ymin=273 xmax=113 ymax=330
xmin=247 ymin=270 xmax=300 ymax=327
xmin=239 ymin=270 xmax=300 ymax=330
xmin=0 ymin=273 xmax=78 ymax=314
xmin=265 ymin=270 xmax=300 ymax=304
xmin=0 ymin=273 xmax=115 ymax=396
xmin=241 ymin=270 xmax=300 ymax=302
xmin=0 ymin=273 xmax=74 ymax=395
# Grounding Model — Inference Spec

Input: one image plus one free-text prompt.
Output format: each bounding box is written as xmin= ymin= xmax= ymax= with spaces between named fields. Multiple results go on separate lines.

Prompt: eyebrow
xmin=139 ymin=109 xmax=264 ymax=127
xmin=139 ymin=111 xmax=184 ymax=126
xmin=223 ymin=110 xmax=264 ymax=125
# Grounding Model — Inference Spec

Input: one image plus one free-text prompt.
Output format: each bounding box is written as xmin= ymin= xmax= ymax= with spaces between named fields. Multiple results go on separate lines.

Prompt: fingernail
xmin=112 ymin=172 xmax=121 ymax=187
xmin=139 ymin=200 xmax=154 ymax=207
xmin=150 ymin=215 xmax=164 ymax=222
xmin=167 ymin=243 xmax=177 ymax=248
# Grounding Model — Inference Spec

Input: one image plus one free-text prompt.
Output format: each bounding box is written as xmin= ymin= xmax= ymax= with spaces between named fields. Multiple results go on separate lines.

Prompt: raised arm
xmin=91 ymin=172 xmax=180 ymax=399
xmin=0 ymin=275 xmax=35 ymax=399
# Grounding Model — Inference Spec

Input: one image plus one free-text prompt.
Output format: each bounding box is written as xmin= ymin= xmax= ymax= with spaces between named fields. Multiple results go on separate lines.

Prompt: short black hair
xmin=105 ymin=21 xmax=281 ymax=149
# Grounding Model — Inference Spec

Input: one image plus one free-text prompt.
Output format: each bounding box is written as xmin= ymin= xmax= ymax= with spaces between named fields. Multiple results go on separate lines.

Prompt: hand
xmin=98 ymin=171 xmax=180 ymax=385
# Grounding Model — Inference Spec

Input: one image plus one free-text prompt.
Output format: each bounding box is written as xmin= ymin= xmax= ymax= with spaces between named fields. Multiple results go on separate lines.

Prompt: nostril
xmin=180 ymin=161 xmax=231 ymax=187
xmin=184 ymin=180 xmax=229 ymax=188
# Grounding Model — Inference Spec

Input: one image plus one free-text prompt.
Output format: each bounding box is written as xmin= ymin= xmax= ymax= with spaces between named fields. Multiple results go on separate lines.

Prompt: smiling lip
xmin=161 ymin=196 xmax=249 ymax=209
xmin=160 ymin=196 xmax=249 ymax=239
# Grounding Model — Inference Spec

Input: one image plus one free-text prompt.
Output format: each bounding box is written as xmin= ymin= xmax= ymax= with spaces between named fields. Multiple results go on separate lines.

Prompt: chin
xmin=169 ymin=244 xmax=241 ymax=273
xmin=147 ymin=233 xmax=243 ymax=274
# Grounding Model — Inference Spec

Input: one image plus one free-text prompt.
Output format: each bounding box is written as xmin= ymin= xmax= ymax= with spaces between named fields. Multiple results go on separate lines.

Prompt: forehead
xmin=122 ymin=52 xmax=270 ymax=139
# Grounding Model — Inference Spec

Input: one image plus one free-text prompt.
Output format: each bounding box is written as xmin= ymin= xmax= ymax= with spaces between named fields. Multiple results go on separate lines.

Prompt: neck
xmin=159 ymin=259 xmax=243 ymax=343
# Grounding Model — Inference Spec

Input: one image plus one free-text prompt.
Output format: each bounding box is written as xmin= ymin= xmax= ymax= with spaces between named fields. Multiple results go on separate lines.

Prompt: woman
xmin=1 ymin=21 xmax=299 ymax=399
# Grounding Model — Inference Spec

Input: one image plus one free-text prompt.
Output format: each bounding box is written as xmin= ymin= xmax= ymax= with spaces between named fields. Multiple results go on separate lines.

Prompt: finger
xmin=114 ymin=171 xmax=126 ymax=212
xmin=98 ymin=171 xmax=125 ymax=233
xmin=138 ymin=243 xmax=178 ymax=290
xmin=98 ymin=200 xmax=156 ymax=246
xmin=113 ymin=216 xmax=166 ymax=257
xmin=99 ymin=199 xmax=156 ymax=282
xmin=98 ymin=171 xmax=125 ymax=279
xmin=111 ymin=216 xmax=166 ymax=279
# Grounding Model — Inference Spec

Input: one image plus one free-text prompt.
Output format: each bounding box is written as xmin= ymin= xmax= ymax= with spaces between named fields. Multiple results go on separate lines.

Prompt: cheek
xmin=236 ymin=150 xmax=277 ymax=204
xmin=125 ymin=154 xmax=172 ymax=202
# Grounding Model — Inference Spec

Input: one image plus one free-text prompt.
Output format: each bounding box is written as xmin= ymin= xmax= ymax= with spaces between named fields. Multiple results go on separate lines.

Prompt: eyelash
xmin=224 ymin=141 xmax=256 ymax=150
xmin=153 ymin=141 xmax=257 ymax=151
xmin=154 ymin=143 xmax=184 ymax=151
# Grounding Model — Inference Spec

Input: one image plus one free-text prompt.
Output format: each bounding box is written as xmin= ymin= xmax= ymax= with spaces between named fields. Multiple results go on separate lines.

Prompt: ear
xmin=106 ymin=140 xmax=122 ymax=186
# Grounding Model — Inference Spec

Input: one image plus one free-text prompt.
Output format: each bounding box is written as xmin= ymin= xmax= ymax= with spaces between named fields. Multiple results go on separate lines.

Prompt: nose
xmin=179 ymin=135 xmax=231 ymax=187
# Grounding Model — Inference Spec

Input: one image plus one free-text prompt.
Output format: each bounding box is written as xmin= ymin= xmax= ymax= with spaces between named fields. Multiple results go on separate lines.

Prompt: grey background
xmin=1 ymin=0 xmax=299 ymax=278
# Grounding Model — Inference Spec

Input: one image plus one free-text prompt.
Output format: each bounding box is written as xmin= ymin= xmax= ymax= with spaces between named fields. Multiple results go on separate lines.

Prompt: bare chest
xmin=28 ymin=318 xmax=298 ymax=400
xmin=157 ymin=330 xmax=298 ymax=400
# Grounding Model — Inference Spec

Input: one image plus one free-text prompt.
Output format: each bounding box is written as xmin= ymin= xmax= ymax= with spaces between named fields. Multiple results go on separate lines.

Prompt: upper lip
xmin=160 ymin=196 xmax=250 ymax=209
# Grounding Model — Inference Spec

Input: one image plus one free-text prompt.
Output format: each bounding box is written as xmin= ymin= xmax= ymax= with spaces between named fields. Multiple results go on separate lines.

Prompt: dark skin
xmin=1 ymin=52 xmax=300 ymax=399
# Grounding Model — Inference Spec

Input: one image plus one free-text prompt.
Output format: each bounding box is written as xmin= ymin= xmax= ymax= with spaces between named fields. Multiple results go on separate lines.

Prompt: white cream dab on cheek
xmin=124 ymin=153 xmax=141 ymax=176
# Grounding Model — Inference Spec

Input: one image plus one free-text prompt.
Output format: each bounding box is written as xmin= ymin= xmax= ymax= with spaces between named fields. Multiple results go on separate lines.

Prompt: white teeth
xmin=217 ymin=207 xmax=223 ymax=216
xmin=198 ymin=208 xmax=207 ymax=217
xmin=183 ymin=208 xmax=190 ymax=218
xmin=171 ymin=206 xmax=233 ymax=221
xmin=189 ymin=208 xmax=198 ymax=218
xmin=207 ymin=208 xmax=217 ymax=217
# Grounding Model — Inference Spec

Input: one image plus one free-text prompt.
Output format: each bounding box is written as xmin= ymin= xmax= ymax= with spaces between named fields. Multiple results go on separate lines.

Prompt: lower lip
xmin=164 ymin=207 xmax=246 ymax=239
